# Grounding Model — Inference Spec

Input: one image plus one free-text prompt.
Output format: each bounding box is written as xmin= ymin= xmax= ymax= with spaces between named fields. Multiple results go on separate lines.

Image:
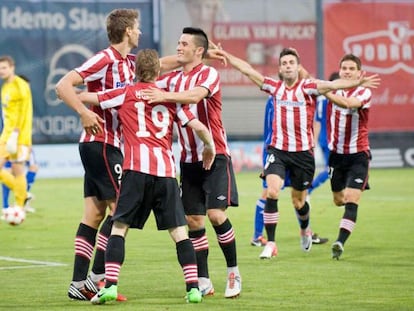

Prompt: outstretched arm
xmin=216 ymin=50 xmax=265 ymax=87
xmin=317 ymin=72 xmax=380 ymax=94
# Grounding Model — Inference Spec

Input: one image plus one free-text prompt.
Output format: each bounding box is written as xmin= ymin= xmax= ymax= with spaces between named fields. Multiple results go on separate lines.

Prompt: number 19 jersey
xmin=98 ymin=82 xmax=194 ymax=178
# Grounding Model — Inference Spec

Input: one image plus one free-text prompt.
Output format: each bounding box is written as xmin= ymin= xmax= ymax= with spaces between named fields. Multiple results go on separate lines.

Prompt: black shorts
xmin=113 ymin=170 xmax=187 ymax=230
xmin=264 ymin=146 xmax=315 ymax=191
xmin=79 ymin=142 xmax=123 ymax=201
xmin=329 ymin=151 xmax=371 ymax=192
xmin=180 ymin=154 xmax=239 ymax=215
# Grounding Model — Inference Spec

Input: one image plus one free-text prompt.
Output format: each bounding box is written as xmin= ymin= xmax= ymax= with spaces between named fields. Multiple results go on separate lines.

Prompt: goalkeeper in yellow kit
xmin=0 ymin=55 xmax=33 ymax=216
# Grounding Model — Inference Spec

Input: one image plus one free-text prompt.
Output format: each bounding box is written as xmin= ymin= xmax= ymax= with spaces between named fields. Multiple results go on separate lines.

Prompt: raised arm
xmin=159 ymin=47 xmax=227 ymax=73
xmin=159 ymin=55 xmax=180 ymax=73
xmin=187 ymin=119 xmax=216 ymax=170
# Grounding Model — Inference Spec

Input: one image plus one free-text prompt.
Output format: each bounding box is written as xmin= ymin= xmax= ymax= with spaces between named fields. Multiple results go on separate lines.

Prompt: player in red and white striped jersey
xmin=324 ymin=54 xmax=379 ymax=260
xmin=142 ymin=27 xmax=241 ymax=299
xmin=79 ymin=49 xmax=215 ymax=303
xmin=56 ymin=9 xmax=140 ymax=301
xmin=217 ymin=47 xmax=380 ymax=260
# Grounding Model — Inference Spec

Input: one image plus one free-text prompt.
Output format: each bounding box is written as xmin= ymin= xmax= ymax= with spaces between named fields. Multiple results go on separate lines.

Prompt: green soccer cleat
xmin=186 ymin=288 xmax=202 ymax=303
xmin=90 ymin=285 xmax=118 ymax=305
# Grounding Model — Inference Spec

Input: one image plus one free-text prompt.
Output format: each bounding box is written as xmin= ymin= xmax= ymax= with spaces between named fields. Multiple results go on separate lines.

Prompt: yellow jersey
xmin=0 ymin=75 xmax=33 ymax=146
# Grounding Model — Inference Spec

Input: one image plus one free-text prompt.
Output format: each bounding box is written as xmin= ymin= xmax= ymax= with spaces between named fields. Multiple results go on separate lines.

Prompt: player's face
xmin=0 ymin=61 xmax=14 ymax=81
xmin=279 ymin=54 xmax=299 ymax=82
xmin=176 ymin=34 xmax=198 ymax=64
xmin=128 ymin=19 xmax=141 ymax=49
xmin=339 ymin=60 xmax=360 ymax=80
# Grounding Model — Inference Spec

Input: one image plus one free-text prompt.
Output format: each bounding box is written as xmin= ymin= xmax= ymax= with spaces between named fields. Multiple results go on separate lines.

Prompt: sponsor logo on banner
xmin=343 ymin=21 xmax=414 ymax=74
xmin=324 ymin=2 xmax=414 ymax=132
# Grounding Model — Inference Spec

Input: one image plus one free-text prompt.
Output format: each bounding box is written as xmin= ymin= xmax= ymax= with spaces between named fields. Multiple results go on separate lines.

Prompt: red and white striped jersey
xmin=98 ymin=82 xmax=195 ymax=178
xmin=156 ymin=63 xmax=230 ymax=163
xmin=327 ymin=86 xmax=371 ymax=154
xmin=261 ymin=77 xmax=319 ymax=152
xmin=76 ymin=46 xmax=136 ymax=148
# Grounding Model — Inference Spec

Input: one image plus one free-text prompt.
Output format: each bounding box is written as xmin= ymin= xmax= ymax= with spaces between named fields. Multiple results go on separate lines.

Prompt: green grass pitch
xmin=0 ymin=168 xmax=413 ymax=310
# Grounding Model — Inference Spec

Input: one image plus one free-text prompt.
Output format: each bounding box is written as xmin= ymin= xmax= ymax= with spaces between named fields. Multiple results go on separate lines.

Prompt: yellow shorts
xmin=0 ymin=143 xmax=31 ymax=162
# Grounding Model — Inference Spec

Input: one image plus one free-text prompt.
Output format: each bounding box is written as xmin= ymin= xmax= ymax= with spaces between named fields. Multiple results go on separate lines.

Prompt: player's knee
xmin=207 ymin=208 xmax=226 ymax=226
xmin=186 ymin=214 xmax=205 ymax=230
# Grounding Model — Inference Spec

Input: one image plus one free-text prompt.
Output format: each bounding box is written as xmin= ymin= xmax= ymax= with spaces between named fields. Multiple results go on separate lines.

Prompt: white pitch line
xmin=0 ymin=256 xmax=67 ymax=270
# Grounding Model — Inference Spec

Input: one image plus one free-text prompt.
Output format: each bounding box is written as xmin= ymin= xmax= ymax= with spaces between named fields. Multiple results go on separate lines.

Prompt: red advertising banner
xmin=210 ymin=22 xmax=317 ymax=96
xmin=324 ymin=2 xmax=414 ymax=132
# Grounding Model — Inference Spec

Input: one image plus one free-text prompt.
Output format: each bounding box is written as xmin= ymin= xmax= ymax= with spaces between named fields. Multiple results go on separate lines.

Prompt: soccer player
xmin=2 ymin=154 xmax=38 ymax=213
xmin=0 ymin=55 xmax=32 ymax=220
xmin=216 ymin=47 xmax=380 ymax=259
xmin=142 ymin=27 xmax=242 ymax=298
xmin=251 ymin=96 xmax=328 ymax=247
xmin=0 ymin=74 xmax=38 ymax=214
xmin=324 ymin=55 xmax=377 ymax=260
xmin=79 ymin=48 xmax=215 ymax=304
xmin=56 ymin=8 xmax=182 ymax=301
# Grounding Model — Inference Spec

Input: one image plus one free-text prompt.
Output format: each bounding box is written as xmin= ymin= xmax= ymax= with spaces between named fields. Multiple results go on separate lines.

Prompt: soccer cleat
xmin=259 ymin=241 xmax=278 ymax=259
xmin=84 ymin=276 xmax=100 ymax=294
xmin=332 ymin=241 xmax=344 ymax=260
xmin=312 ymin=233 xmax=329 ymax=245
xmin=224 ymin=272 xmax=241 ymax=298
xmin=186 ymin=288 xmax=202 ymax=303
xmin=85 ymin=276 xmax=127 ymax=302
xmin=67 ymin=283 xmax=96 ymax=301
xmin=23 ymin=193 xmax=35 ymax=213
xmin=91 ymin=285 xmax=118 ymax=305
xmin=250 ymin=235 xmax=267 ymax=247
xmin=300 ymin=229 xmax=313 ymax=252
xmin=198 ymin=277 xmax=215 ymax=296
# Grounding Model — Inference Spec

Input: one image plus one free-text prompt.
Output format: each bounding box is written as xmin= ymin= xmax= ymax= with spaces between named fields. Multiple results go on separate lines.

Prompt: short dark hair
xmin=182 ymin=27 xmax=209 ymax=58
xmin=339 ymin=54 xmax=362 ymax=70
xmin=279 ymin=48 xmax=300 ymax=65
xmin=135 ymin=49 xmax=160 ymax=83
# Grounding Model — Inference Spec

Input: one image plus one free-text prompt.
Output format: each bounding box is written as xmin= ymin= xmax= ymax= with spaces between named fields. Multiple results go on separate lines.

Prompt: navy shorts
xmin=113 ymin=170 xmax=187 ymax=230
xmin=180 ymin=154 xmax=239 ymax=215
xmin=79 ymin=142 xmax=123 ymax=201
xmin=264 ymin=146 xmax=315 ymax=191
